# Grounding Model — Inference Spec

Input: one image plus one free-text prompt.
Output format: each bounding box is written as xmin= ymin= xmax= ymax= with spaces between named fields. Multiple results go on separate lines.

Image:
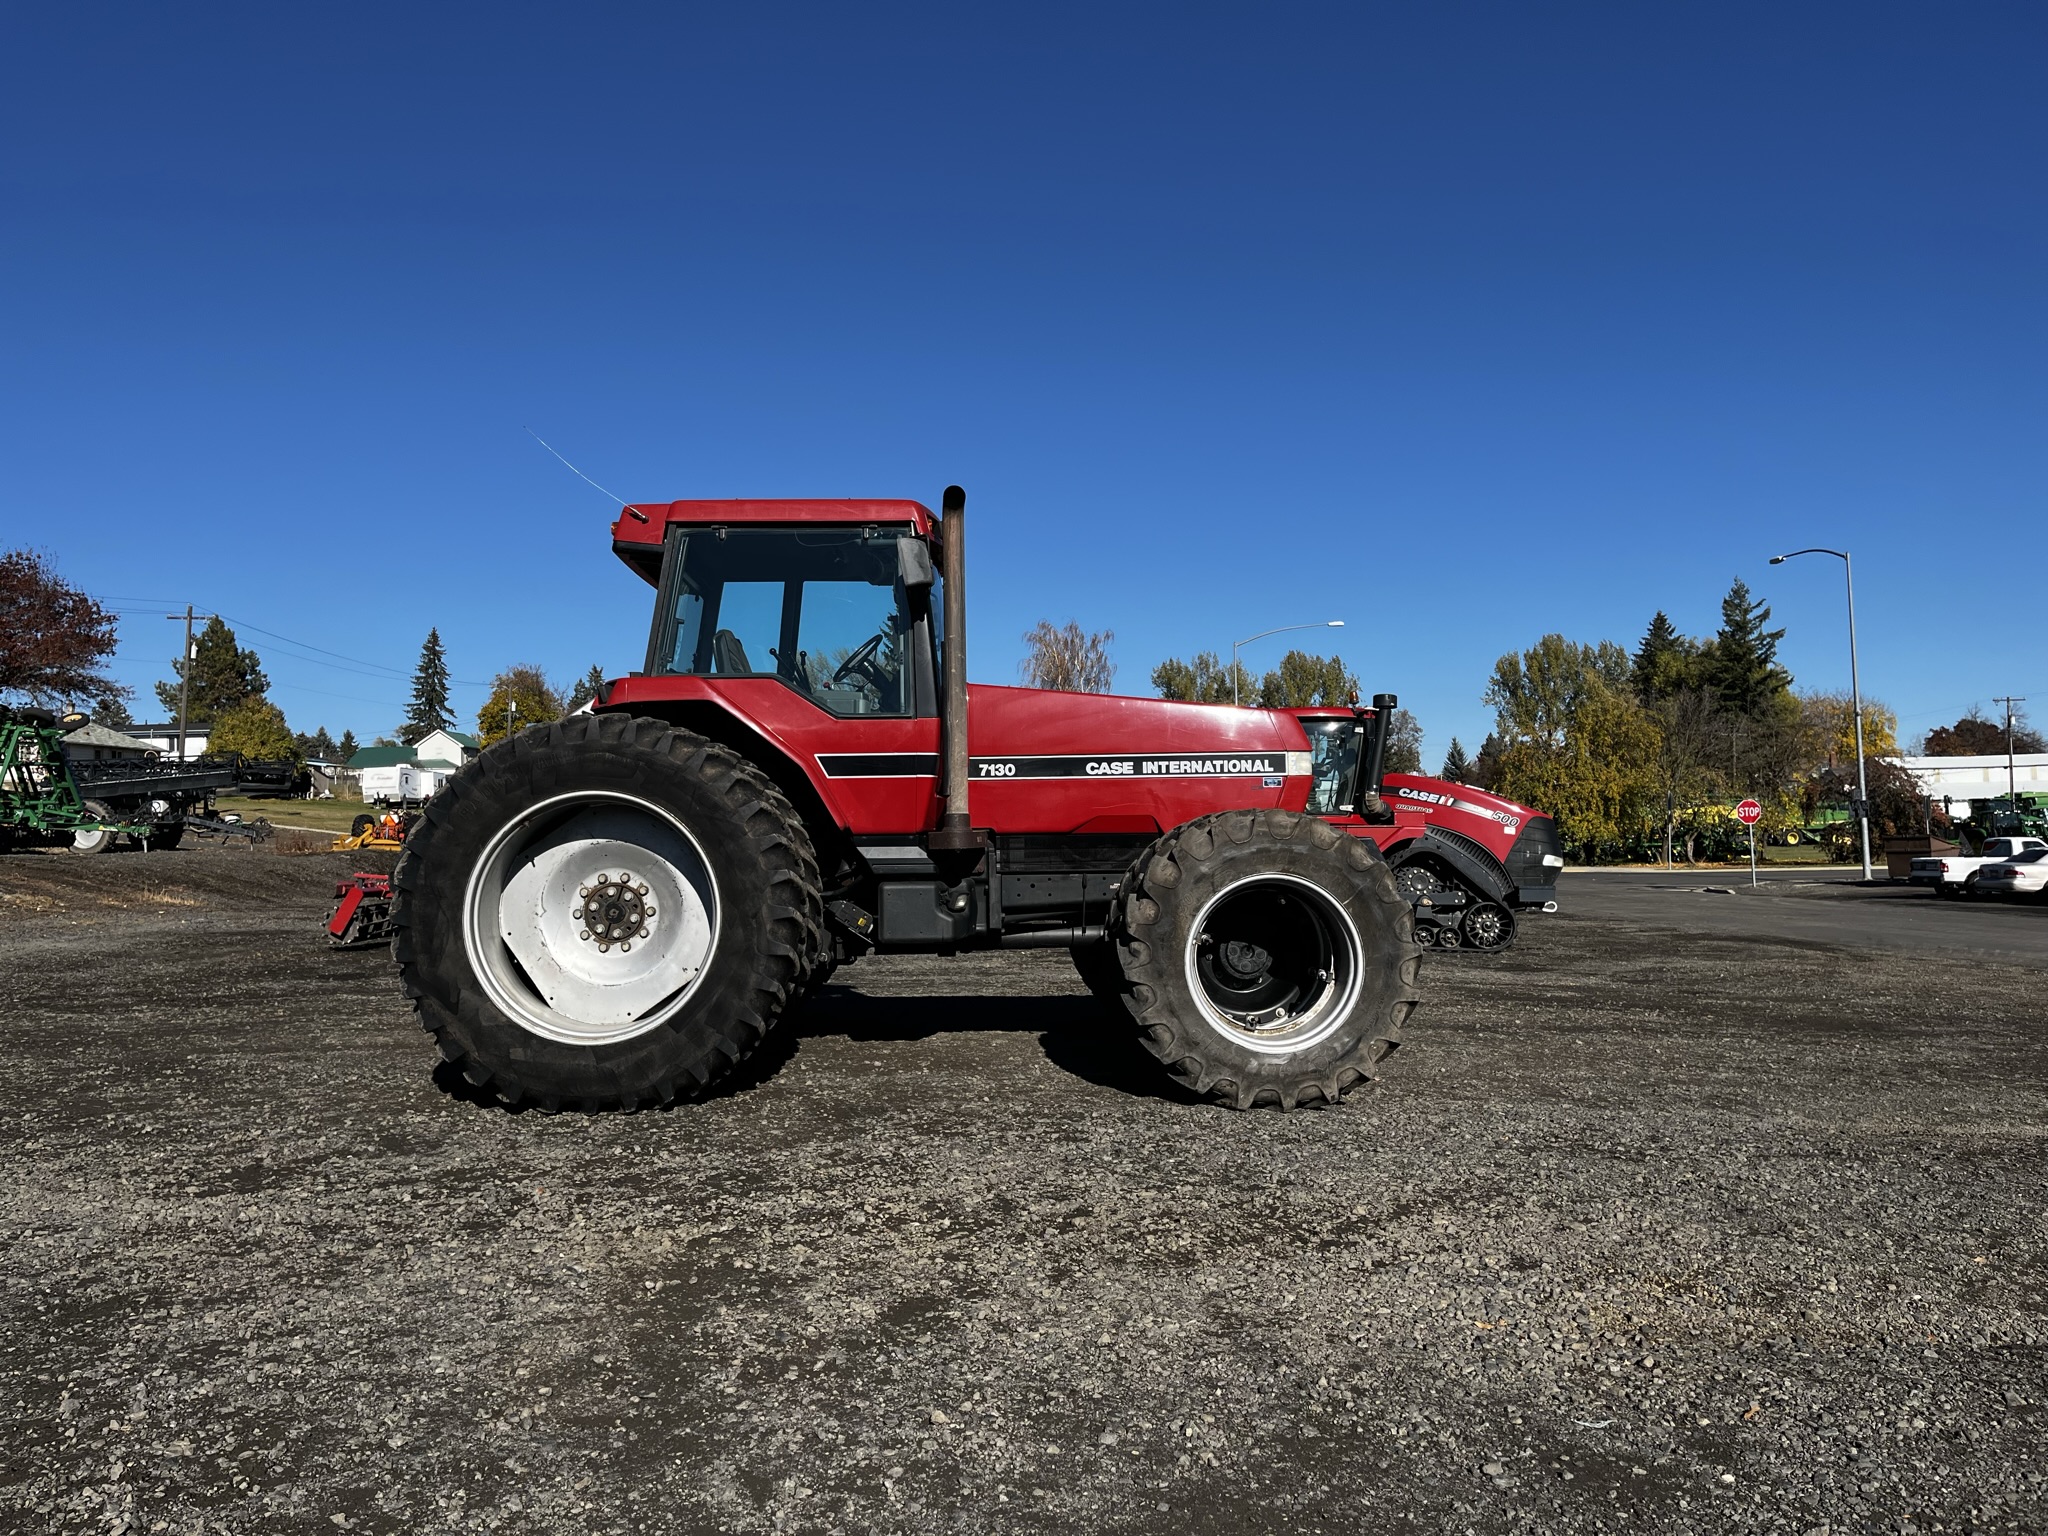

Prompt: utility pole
xmin=1994 ymin=695 xmax=2026 ymax=804
xmin=164 ymin=606 xmax=217 ymax=762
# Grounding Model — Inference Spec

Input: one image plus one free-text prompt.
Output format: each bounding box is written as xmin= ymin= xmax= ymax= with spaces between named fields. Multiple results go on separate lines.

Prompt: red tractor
xmin=391 ymin=489 xmax=1560 ymax=1111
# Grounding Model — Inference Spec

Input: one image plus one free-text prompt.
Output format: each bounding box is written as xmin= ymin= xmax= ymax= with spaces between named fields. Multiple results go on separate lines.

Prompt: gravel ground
xmin=2 ymin=844 xmax=2044 ymax=1536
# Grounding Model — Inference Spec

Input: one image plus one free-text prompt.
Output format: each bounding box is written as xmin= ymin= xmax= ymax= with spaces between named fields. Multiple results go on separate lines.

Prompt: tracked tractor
xmin=391 ymin=489 xmax=1560 ymax=1111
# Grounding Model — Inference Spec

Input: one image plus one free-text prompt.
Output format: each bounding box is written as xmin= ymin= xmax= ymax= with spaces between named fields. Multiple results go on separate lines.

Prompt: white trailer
xmin=359 ymin=763 xmax=424 ymax=806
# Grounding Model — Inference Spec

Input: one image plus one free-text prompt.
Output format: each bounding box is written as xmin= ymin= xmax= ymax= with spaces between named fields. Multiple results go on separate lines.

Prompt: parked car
xmin=1908 ymin=836 xmax=2048 ymax=897
xmin=1972 ymin=847 xmax=2048 ymax=900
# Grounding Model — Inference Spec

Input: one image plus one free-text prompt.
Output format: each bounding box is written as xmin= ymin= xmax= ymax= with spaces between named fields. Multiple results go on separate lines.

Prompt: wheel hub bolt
xmin=573 ymin=871 xmax=651 ymax=950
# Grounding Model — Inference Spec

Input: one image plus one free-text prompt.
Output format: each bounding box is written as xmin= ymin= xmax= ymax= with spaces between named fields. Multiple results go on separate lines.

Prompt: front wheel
xmin=391 ymin=715 xmax=825 ymax=1110
xmin=1116 ymin=810 xmax=1420 ymax=1110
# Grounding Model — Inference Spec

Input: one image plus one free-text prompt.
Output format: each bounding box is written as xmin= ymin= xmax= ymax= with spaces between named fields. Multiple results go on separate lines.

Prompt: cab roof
xmin=611 ymin=498 xmax=937 ymax=583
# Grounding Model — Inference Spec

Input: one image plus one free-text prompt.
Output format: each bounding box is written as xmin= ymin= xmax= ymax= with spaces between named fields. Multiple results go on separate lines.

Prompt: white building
xmin=128 ymin=722 xmax=211 ymax=760
xmin=1889 ymin=753 xmax=2048 ymax=813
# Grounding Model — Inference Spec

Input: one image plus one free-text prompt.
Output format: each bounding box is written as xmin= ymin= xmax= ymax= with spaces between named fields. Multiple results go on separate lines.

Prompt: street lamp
xmin=1231 ymin=621 xmax=1345 ymax=706
xmin=1769 ymin=547 xmax=1872 ymax=881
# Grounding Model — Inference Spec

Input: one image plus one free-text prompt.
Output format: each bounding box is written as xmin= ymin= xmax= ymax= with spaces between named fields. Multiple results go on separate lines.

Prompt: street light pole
xmin=1769 ymin=547 xmax=1873 ymax=882
xmin=1230 ymin=620 xmax=1345 ymax=707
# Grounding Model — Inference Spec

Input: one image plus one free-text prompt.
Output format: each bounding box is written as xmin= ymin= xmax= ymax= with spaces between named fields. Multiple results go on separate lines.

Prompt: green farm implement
xmin=0 ymin=707 xmax=264 ymax=853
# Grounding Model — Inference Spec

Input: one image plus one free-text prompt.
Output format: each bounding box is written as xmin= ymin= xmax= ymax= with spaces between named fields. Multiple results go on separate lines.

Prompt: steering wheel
xmin=831 ymin=630 xmax=890 ymax=693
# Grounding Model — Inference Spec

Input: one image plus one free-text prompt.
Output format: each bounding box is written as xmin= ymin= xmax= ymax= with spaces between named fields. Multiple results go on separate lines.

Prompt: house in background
xmin=412 ymin=728 xmax=481 ymax=766
xmin=128 ymin=722 xmax=211 ymax=760
xmin=348 ymin=731 xmax=481 ymax=803
xmin=62 ymin=722 xmax=158 ymax=761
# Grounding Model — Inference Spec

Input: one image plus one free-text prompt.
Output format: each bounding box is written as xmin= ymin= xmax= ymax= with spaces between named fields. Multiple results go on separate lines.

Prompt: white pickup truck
xmin=1908 ymin=836 xmax=2048 ymax=897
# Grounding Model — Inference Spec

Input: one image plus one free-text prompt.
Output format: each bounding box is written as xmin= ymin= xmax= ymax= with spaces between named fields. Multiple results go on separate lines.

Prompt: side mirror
xmin=897 ymin=536 xmax=935 ymax=591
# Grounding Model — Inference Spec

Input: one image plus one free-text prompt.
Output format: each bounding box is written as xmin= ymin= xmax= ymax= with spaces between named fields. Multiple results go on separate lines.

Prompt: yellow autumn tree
xmin=1485 ymin=635 xmax=1662 ymax=858
xmin=1798 ymin=690 xmax=1897 ymax=774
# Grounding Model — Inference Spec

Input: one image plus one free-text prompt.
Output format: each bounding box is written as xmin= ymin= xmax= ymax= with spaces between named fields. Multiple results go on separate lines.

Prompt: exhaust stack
xmin=1366 ymin=693 xmax=1398 ymax=801
xmin=929 ymin=484 xmax=983 ymax=851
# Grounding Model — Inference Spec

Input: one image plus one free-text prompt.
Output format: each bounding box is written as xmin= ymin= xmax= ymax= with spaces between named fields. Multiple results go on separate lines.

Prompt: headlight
xmin=1541 ymin=854 xmax=1564 ymax=868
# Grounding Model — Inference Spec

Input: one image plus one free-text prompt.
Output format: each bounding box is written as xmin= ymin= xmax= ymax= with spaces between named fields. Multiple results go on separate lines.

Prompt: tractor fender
xmin=596 ymin=698 xmax=852 ymax=873
xmin=1381 ymin=829 xmax=1514 ymax=903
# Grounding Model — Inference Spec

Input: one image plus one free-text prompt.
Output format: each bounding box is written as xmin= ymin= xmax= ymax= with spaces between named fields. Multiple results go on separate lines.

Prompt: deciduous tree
xmin=1381 ymin=708 xmax=1423 ymax=775
xmin=1257 ymin=650 xmax=1357 ymax=709
xmin=1486 ymin=635 xmax=1659 ymax=857
xmin=0 ymin=548 xmax=128 ymax=710
xmin=1152 ymin=650 xmax=1250 ymax=705
xmin=209 ymin=697 xmax=296 ymax=761
xmin=1021 ymin=622 xmax=1115 ymax=693
xmin=477 ymin=665 xmax=564 ymax=747
xmin=1798 ymin=691 xmax=1898 ymax=773
xmin=1920 ymin=707 xmax=2046 ymax=756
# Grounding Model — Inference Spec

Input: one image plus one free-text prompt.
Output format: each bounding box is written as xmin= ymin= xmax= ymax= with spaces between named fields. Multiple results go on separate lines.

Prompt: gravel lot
xmin=2 ymin=844 xmax=2044 ymax=1535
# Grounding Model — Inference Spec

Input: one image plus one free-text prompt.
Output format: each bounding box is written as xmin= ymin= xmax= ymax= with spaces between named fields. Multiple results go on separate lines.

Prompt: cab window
xmin=1303 ymin=719 xmax=1361 ymax=815
xmin=652 ymin=527 xmax=919 ymax=717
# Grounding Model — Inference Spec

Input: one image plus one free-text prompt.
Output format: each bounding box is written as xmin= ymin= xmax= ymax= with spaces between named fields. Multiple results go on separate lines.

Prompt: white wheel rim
xmin=462 ymin=791 xmax=720 ymax=1046
xmin=1183 ymin=872 xmax=1364 ymax=1056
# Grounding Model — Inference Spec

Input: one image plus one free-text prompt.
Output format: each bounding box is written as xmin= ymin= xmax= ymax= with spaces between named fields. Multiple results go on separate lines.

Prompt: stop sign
xmin=1736 ymin=798 xmax=1763 ymax=825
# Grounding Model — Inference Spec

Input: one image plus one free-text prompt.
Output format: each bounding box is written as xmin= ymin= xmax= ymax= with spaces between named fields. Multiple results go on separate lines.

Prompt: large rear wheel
xmin=1116 ymin=809 xmax=1420 ymax=1110
xmin=390 ymin=714 xmax=824 ymax=1110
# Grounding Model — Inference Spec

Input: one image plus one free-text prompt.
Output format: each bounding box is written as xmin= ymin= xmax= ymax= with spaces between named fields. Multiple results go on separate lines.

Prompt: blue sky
xmin=3 ymin=4 xmax=2043 ymax=758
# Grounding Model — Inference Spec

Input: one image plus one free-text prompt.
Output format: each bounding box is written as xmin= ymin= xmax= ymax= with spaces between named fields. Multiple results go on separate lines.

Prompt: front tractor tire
xmin=390 ymin=714 xmax=824 ymax=1110
xmin=1116 ymin=810 xmax=1420 ymax=1110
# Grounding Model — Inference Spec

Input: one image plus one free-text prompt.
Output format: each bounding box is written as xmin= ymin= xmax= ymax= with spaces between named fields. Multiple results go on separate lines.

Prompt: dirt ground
xmin=2 ymin=843 xmax=2044 ymax=1536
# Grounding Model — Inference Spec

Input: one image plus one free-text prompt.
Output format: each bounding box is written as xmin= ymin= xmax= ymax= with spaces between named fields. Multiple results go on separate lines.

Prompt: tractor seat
xmin=712 ymin=629 xmax=752 ymax=674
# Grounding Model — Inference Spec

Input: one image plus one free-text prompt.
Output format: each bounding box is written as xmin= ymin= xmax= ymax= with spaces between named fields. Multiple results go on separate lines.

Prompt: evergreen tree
xmin=1469 ymin=733 xmax=1505 ymax=791
xmin=93 ymin=693 xmax=135 ymax=729
xmin=567 ymin=664 xmax=609 ymax=711
xmin=1706 ymin=579 xmax=1791 ymax=715
xmin=337 ymin=729 xmax=359 ymax=763
xmin=403 ymin=629 xmax=454 ymax=744
xmin=1440 ymin=738 xmax=1470 ymax=782
xmin=294 ymin=726 xmax=340 ymax=760
xmin=153 ymin=617 xmax=268 ymax=721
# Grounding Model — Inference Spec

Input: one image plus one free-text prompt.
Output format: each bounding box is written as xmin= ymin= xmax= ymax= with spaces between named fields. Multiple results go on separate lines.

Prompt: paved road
xmin=1556 ymin=867 xmax=2048 ymax=966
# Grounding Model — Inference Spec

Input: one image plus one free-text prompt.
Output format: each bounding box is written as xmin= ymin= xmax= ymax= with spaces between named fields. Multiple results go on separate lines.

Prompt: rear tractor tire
xmin=72 ymin=799 xmax=119 ymax=856
xmin=390 ymin=714 xmax=825 ymax=1110
xmin=350 ymin=813 xmax=376 ymax=838
xmin=1116 ymin=809 xmax=1420 ymax=1110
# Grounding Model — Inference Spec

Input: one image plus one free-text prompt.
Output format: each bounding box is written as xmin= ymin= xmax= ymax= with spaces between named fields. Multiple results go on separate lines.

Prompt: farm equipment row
xmin=1 ymin=707 xmax=277 ymax=852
